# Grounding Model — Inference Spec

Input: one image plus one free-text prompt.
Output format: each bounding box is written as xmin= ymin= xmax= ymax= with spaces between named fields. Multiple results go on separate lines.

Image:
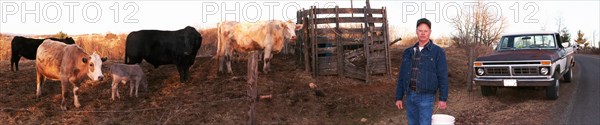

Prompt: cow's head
xmin=280 ymin=20 xmax=303 ymax=41
xmin=180 ymin=26 xmax=202 ymax=56
xmin=83 ymin=52 xmax=107 ymax=81
xmin=64 ymin=37 xmax=76 ymax=44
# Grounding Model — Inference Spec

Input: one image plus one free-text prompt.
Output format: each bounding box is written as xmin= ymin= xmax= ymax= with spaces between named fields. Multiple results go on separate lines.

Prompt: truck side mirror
xmin=561 ymin=42 xmax=571 ymax=48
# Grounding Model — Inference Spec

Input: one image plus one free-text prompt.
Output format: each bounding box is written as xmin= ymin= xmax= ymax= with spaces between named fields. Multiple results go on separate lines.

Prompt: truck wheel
xmin=563 ymin=68 xmax=573 ymax=82
xmin=481 ymin=86 xmax=495 ymax=96
xmin=546 ymin=72 xmax=560 ymax=100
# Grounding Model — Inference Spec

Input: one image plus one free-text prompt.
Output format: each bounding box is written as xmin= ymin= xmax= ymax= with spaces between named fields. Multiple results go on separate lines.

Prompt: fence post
xmin=382 ymin=7 xmax=392 ymax=80
xmin=363 ymin=6 xmax=371 ymax=83
xmin=302 ymin=9 xmax=310 ymax=72
xmin=335 ymin=6 xmax=344 ymax=78
xmin=247 ymin=51 xmax=259 ymax=125
xmin=310 ymin=6 xmax=318 ymax=78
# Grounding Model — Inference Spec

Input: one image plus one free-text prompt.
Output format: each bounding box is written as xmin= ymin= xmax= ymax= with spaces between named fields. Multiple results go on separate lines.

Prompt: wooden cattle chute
xmin=296 ymin=5 xmax=392 ymax=83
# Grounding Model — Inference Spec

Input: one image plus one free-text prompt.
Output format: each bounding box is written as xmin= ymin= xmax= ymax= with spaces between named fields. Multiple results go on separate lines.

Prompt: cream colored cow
xmin=216 ymin=20 xmax=303 ymax=74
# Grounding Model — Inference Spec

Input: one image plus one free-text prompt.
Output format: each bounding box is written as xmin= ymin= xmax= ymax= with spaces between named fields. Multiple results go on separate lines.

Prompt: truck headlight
xmin=477 ymin=68 xmax=485 ymax=76
xmin=540 ymin=67 xmax=549 ymax=75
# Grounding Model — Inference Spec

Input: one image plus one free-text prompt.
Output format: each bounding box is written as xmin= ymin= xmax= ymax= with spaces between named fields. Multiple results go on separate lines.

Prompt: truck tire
xmin=563 ymin=68 xmax=573 ymax=82
xmin=481 ymin=86 xmax=494 ymax=96
xmin=546 ymin=71 xmax=560 ymax=100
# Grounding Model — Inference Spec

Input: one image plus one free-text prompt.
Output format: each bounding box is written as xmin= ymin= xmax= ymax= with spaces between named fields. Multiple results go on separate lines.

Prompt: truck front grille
xmin=513 ymin=67 xmax=539 ymax=76
xmin=485 ymin=67 xmax=510 ymax=76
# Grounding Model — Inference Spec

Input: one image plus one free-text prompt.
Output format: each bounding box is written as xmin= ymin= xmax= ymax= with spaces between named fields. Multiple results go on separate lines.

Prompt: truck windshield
xmin=498 ymin=34 xmax=557 ymax=50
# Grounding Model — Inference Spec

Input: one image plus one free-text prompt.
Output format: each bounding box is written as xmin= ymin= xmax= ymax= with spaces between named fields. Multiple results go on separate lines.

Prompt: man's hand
xmin=438 ymin=101 xmax=447 ymax=109
xmin=396 ymin=100 xmax=403 ymax=109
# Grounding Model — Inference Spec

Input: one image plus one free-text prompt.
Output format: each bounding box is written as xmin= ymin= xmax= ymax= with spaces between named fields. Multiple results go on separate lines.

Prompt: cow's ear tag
xmin=82 ymin=57 xmax=89 ymax=63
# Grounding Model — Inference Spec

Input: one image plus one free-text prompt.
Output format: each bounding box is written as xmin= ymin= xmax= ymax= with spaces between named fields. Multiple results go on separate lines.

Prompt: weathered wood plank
xmin=369 ymin=57 xmax=386 ymax=63
xmin=313 ymin=8 xmax=384 ymax=15
xmin=370 ymin=44 xmax=385 ymax=50
xmin=314 ymin=17 xmax=385 ymax=24
xmin=318 ymin=47 xmax=336 ymax=54
xmin=318 ymin=56 xmax=337 ymax=63
xmin=315 ymin=27 xmax=384 ymax=34
xmin=344 ymin=61 xmax=366 ymax=80
xmin=318 ymin=62 xmax=337 ymax=70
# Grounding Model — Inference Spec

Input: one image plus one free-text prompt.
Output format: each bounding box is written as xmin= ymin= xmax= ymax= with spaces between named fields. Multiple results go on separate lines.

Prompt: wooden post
xmin=467 ymin=49 xmax=473 ymax=92
xmin=310 ymin=6 xmax=318 ymax=78
xmin=294 ymin=10 xmax=304 ymax=67
xmin=382 ymin=7 xmax=392 ymax=79
xmin=301 ymin=9 xmax=310 ymax=72
xmin=335 ymin=6 xmax=344 ymax=77
xmin=350 ymin=0 xmax=354 ymax=17
xmin=365 ymin=0 xmax=375 ymax=27
xmin=363 ymin=6 xmax=371 ymax=83
xmin=247 ymin=51 xmax=259 ymax=125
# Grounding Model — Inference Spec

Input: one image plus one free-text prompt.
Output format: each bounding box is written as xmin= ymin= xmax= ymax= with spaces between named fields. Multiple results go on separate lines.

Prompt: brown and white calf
xmin=110 ymin=63 xmax=147 ymax=100
xmin=216 ymin=20 xmax=303 ymax=74
xmin=36 ymin=39 xmax=107 ymax=110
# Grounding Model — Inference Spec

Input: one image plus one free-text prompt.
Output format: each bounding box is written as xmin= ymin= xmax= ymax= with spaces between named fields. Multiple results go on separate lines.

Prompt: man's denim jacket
xmin=396 ymin=40 xmax=449 ymax=101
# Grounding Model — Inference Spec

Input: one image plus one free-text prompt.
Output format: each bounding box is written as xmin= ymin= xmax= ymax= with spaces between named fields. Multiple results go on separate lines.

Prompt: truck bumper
xmin=474 ymin=78 xmax=555 ymax=87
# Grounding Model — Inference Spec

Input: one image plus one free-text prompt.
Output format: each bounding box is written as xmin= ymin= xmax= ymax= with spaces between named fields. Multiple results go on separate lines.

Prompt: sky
xmin=1 ymin=0 xmax=599 ymax=47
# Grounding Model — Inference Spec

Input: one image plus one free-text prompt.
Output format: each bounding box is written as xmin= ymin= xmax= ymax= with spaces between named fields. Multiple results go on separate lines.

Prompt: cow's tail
xmin=10 ymin=39 xmax=18 ymax=71
xmin=124 ymin=40 xmax=129 ymax=64
xmin=215 ymin=22 xmax=222 ymax=60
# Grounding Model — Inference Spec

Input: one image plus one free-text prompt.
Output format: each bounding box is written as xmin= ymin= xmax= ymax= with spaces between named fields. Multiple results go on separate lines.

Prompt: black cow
xmin=124 ymin=26 xmax=202 ymax=83
xmin=10 ymin=36 xmax=76 ymax=71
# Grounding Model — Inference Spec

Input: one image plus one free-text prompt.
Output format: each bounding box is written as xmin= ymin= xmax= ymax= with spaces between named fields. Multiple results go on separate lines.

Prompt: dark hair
xmin=416 ymin=18 xmax=431 ymax=29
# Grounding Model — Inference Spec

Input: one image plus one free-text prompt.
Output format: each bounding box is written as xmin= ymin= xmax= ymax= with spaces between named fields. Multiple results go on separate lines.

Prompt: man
xmin=395 ymin=18 xmax=449 ymax=125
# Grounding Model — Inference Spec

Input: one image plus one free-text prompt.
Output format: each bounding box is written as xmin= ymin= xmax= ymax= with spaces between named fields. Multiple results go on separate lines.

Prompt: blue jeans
xmin=406 ymin=90 xmax=435 ymax=125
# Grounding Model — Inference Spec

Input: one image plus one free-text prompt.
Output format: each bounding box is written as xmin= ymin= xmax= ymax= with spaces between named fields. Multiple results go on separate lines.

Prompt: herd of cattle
xmin=8 ymin=20 xmax=303 ymax=110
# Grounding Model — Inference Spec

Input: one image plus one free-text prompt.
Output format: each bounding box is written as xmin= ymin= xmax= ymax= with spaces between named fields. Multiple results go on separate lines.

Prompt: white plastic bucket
xmin=432 ymin=114 xmax=455 ymax=125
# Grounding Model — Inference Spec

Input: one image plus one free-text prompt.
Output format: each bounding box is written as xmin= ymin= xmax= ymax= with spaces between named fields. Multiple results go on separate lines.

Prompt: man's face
xmin=416 ymin=24 xmax=431 ymax=42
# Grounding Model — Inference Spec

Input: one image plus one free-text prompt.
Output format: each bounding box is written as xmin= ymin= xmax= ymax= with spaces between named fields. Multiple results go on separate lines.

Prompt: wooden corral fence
xmin=295 ymin=5 xmax=392 ymax=83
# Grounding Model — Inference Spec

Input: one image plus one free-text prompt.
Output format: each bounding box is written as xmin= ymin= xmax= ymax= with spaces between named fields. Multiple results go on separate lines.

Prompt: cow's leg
xmin=14 ymin=57 xmax=20 ymax=71
xmin=10 ymin=55 xmax=15 ymax=71
xmin=129 ymin=80 xmax=134 ymax=97
xmin=263 ymin=47 xmax=273 ymax=74
xmin=68 ymin=79 xmax=81 ymax=108
xmin=111 ymin=79 xmax=118 ymax=100
xmin=175 ymin=65 xmax=184 ymax=83
xmin=184 ymin=66 xmax=191 ymax=82
xmin=225 ymin=55 xmax=232 ymax=74
xmin=36 ymin=71 xmax=45 ymax=97
xmin=11 ymin=55 xmax=21 ymax=71
xmin=60 ymin=80 xmax=68 ymax=110
xmin=73 ymin=86 xmax=81 ymax=108
xmin=218 ymin=55 xmax=225 ymax=73
xmin=134 ymin=77 xmax=141 ymax=97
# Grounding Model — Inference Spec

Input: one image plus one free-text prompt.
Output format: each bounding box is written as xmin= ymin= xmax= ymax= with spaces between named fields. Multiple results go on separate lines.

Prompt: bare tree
xmin=451 ymin=0 xmax=507 ymax=48
xmin=555 ymin=16 xmax=566 ymax=33
xmin=450 ymin=0 xmax=506 ymax=92
xmin=560 ymin=27 xmax=571 ymax=44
